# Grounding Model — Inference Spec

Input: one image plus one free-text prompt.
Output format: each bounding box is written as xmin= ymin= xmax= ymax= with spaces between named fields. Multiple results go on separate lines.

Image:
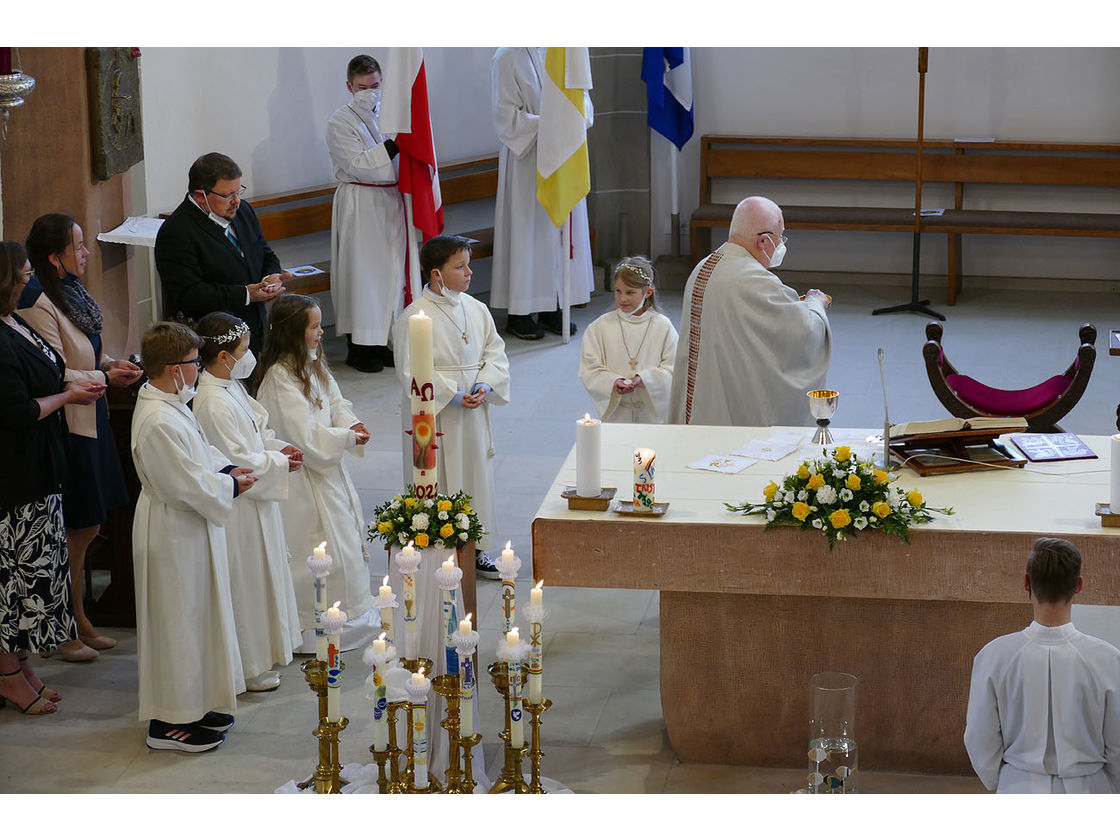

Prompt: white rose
xmin=766 ymin=509 xmax=777 ymax=522
xmin=438 ymin=511 xmax=449 ymax=521
xmin=815 ymin=485 xmax=837 ymax=505
xmin=797 ymin=490 xmax=808 ymax=501
xmin=832 ymin=469 xmax=846 ymax=480
xmin=390 ymin=500 xmax=400 ymax=510
xmin=784 ymin=491 xmax=795 ymax=504
xmin=423 ymin=499 xmax=433 ymax=509
xmin=457 ymin=513 xmax=470 ymax=528
xmin=411 ymin=513 xmax=429 ymax=530
xmin=459 ymin=531 xmax=468 ymax=541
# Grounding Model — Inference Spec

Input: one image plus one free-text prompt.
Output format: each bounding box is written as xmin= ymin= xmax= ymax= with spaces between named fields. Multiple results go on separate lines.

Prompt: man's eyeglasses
xmin=759 ymin=232 xmax=788 ymax=246
xmin=205 ymin=185 xmax=247 ymax=201
xmin=171 ymin=358 xmax=203 ymax=369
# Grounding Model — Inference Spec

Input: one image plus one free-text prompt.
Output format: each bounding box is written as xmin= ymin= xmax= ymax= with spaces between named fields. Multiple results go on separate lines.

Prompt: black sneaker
xmin=146 ymin=720 xmax=225 ymax=753
xmin=372 ymin=345 xmax=396 ymax=368
xmin=537 ymin=310 xmax=577 ymax=336
xmin=195 ymin=711 xmax=235 ymax=732
xmin=506 ymin=314 xmax=544 ymax=341
xmin=345 ymin=348 xmax=383 ymax=373
xmin=475 ymin=550 xmax=501 ymax=580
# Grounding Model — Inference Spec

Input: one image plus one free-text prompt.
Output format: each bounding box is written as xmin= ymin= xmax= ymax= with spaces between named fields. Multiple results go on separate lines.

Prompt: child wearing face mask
xmin=579 ymin=256 xmax=678 ymax=423
xmin=131 ymin=321 xmax=258 ymax=753
xmin=193 ymin=312 xmax=304 ymax=693
xmin=255 ymin=294 xmax=379 ymax=652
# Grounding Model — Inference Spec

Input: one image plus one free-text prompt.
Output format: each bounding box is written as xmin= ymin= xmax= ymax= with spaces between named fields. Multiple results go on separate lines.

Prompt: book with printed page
xmin=1008 ymin=433 xmax=1097 ymax=463
xmin=889 ymin=416 xmax=1028 ymax=437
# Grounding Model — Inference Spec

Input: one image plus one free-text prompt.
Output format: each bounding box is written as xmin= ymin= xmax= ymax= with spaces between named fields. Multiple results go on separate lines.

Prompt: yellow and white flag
xmin=536 ymin=47 xmax=592 ymax=228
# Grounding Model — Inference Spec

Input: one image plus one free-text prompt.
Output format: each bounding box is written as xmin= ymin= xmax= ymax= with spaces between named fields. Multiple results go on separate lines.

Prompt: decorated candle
xmin=528 ymin=581 xmax=544 ymax=703
xmin=507 ymin=628 xmax=525 ymax=749
xmin=496 ymin=541 xmax=521 ymax=634
xmin=408 ymin=309 xmax=439 ymax=497
xmin=322 ymin=602 xmax=346 ymax=722
xmin=378 ymin=576 xmax=394 ymax=647
xmin=634 ymin=448 xmax=656 ymax=511
xmin=406 ymin=668 xmax=432 ymax=788
xmin=369 ymin=633 xmax=389 ymax=750
xmin=306 ymin=542 xmax=333 ymax=662
xmin=434 ymin=553 xmax=462 ymax=675
xmin=576 ymin=414 xmax=602 ymax=497
xmin=455 ymin=613 xmax=477 ymax=738
xmin=396 ymin=541 xmax=421 ymax=659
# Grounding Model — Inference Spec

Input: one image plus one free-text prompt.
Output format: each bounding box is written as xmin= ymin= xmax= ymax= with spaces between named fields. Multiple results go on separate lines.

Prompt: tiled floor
xmin=5 ymin=271 xmax=1120 ymax=796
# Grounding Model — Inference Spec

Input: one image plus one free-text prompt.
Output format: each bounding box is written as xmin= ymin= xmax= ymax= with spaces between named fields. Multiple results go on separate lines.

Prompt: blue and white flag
xmin=641 ymin=47 xmax=694 ymax=150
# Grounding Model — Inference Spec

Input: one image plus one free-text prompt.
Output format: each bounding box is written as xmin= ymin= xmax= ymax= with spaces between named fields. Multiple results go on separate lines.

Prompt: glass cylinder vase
xmin=807 ymin=671 xmax=858 ymax=793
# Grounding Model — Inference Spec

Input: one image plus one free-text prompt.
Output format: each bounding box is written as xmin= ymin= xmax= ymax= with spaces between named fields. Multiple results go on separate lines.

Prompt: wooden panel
xmin=249 ymin=184 xmax=336 ymax=209
xmin=926 ymin=153 xmax=1120 ymax=187
xmin=707 ymin=148 xmax=918 ymax=181
xmin=439 ymin=169 xmax=499 ymax=205
xmin=256 ymin=202 xmax=333 ymax=241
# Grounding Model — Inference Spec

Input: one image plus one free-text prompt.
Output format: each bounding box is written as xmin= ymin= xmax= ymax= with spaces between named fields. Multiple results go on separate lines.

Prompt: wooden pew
xmin=690 ymin=136 xmax=1120 ymax=304
xmin=247 ymin=154 xmax=501 ymax=297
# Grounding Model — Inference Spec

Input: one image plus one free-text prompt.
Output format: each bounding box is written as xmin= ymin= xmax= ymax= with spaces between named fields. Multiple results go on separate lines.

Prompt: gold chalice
xmin=808 ymin=390 xmax=839 ymax=445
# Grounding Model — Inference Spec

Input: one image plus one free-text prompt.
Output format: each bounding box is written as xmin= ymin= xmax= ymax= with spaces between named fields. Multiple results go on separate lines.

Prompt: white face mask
xmin=202 ymin=194 xmax=232 ymax=229
xmin=767 ymin=238 xmax=787 ymax=269
xmin=352 ymin=88 xmax=381 ymax=111
xmin=226 ymin=348 xmax=256 ymax=380
xmin=433 ymin=277 xmax=462 ymax=304
xmin=173 ymin=366 xmax=197 ymax=405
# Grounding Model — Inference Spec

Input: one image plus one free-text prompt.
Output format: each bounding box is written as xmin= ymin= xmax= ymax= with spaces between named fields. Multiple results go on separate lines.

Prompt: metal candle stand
xmin=522 ymin=698 xmax=553 ymax=793
xmin=432 ymin=672 xmax=482 ymax=793
xmin=298 ymin=657 xmax=349 ymax=793
xmin=487 ymin=661 xmax=531 ymax=793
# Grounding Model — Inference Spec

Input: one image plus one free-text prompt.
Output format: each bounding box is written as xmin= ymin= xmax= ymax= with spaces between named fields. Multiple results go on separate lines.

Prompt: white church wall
xmin=650 ymin=47 xmax=1120 ymax=281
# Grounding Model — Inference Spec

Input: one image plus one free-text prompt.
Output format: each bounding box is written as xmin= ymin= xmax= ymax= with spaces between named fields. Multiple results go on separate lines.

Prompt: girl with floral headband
xmin=579 ymin=256 xmax=678 ymax=423
xmin=193 ymin=311 xmax=304 ymax=692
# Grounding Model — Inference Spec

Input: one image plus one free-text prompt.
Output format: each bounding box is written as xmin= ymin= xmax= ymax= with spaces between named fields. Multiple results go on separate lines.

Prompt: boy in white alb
xmin=964 ymin=537 xmax=1120 ymax=793
xmin=131 ymin=322 xmax=257 ymax=753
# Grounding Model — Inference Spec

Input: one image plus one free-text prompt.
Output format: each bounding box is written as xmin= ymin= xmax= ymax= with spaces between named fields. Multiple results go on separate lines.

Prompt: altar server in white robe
xmin=193 ymin=313 xmax=304 ymax=692
xmin=965 ymin=537 xmax=1120 ymax=794
xmin=327 ymin=53 xmax=406 ymax=373
xmin=393 ymin=235 xmax=510 ymax=568
xmin=669 ymin=196 xmax=832 ymax=427
xmin=131 ymin=321 xmax=256 ymax=753
xmin=579 ymin=256 xmax=677 ymax=423
xmin=490 ymin=46 xmax=595 ymax=340
xmin=256 ymin=295 xmax=378 ymax=652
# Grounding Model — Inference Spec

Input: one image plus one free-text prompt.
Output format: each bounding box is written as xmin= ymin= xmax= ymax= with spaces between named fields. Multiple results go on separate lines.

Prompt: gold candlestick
xmin=488 ymin=661 xmax=530 ymax=793
xmin=385 ymin=699 xmax=408 ymax=793
xmin=432 ymin=673 xmax=467 ymax=793
xmin=312 ymin=716 xmax=349 ymax=794
xmin=296 ymin=658 xmax=327 ymax=790
xmin=523 ymin=698 xmax=552 ymax=793
xmin=458 ymin=732 xmax=483 ymax=793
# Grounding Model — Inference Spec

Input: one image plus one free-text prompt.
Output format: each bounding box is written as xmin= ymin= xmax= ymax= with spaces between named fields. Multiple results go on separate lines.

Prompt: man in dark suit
xmin=155 ymin=152 xmax=290 ymax=353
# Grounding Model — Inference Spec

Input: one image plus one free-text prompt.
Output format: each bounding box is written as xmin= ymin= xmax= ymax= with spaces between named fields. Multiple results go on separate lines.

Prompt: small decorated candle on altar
xmin=576 ymin=413 xmax=602 ymax=497
xmin=634 ymin=448 xmax=656 ymax=511
xmin=528 ymin=581 xmax=544 ymax=703
xmin=377 ymin=576 xmax=394 ymax=647
xmin=502 ymin=541 xmax=515 ymax=564
xmin=306 ymin=541 xmax=332 ymax=662
xmin=322 ymin=601 xmax=347 ymax=722
xmin=406 ymin=667 xmax=432 ymax=788
xmin=497 ymin=541 xmax=519 ymax=634
xmin=456 ymin=614 xmax=477 ymax=738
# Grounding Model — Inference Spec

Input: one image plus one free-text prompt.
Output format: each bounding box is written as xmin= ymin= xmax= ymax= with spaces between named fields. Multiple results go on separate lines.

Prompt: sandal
xmin=0 ymin=669 xmax=58 ymax=715
xmin=18 ymin=653 xmax=61 ymax=703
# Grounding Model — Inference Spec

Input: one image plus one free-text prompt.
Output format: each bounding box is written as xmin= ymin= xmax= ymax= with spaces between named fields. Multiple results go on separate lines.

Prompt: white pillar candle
xmin=306 ymin=542 xmax=332 ymax=663
xmin=322 ymin=602 xmax=346 ymax=722
xmin=576 ymin=413 xmax=602 ymax=497
xmin=459 ymin=615 xmax=473 ymax=636
xmin=456 ymin=613 xmax=476 ymax=738
xmin=1111 ymin=434 xmax=1120 ymax=511
xmin=528 ymin=581 xmax=544 ymax=704
xmin=634 ymin=448 xmax=657 ymax=511
xmin=498 ymin=541 xmax=518 ymax=634
xmin=378 ymin=576 xmax=394 ymax=647
xmin=396 ymin=542 xmax=421 ymax=660
xmin=408 ymin=310 xmax=438 ymax=497
xmin=407 ymin=669 xmax=432 ymax=787
xmin=370 ymin=633 xmax=389 ymax=751
xmin=507 ymin=628 xmax=524 ymax=749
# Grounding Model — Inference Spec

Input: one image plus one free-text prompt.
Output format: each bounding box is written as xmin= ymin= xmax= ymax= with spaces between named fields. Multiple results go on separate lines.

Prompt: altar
xmin=530 ymin=424 xmax=1120 ymax=774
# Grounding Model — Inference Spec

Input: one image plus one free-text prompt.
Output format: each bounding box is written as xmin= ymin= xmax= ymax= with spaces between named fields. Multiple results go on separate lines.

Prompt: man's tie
xmin=225 ymin=226 xmax=244 ymax=259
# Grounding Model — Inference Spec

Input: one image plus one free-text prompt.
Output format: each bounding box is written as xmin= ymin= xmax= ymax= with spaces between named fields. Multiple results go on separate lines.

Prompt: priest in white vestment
xmin=131 ymin=327 xmax=246 ymax=746
xmin=327 ymin=54 xmax=407 ymax=373
xmin=964 ymin=537 xmax=1120 ymax=793
xmin=490 ymin=47 xmax=595 ymax=340
xmin=668 ymin=196 xmax=832 ymax=427
xmin=193 ymin=316 xmax=303 ymax=692
xmin=257 ymin=347 xmax=378 ymax=653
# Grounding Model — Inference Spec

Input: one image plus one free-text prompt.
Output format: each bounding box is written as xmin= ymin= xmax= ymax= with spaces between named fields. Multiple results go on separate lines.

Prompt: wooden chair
xmin=922 ymin=321 xmax=1096 ymax=433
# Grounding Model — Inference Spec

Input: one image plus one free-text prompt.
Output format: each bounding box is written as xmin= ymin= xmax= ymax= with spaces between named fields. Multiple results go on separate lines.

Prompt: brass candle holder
xmin=311 ymin=716 xmax=349 ymax=794
xmin=384 ymin=699 xmax=409 ymax=793
xmin=458 ymin=732 xmax=483 ymax=793
xmin=488 ymin=660 xmax=530 ymax=793
xmin=432 ymin=672 xmax=470 ymax=793
xmin=523 ymin=698 xmax=553 ymax=794
xmin=297 ymin=657 xmax=349 ymax=792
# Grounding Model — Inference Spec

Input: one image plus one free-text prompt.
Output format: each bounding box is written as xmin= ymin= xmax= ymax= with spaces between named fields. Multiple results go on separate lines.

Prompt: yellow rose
xmin=829 ymin=508 xmax=852 ymax=529
xmin=763 ymin=481 xmax=779 ymax=501
xmin=872 ymin=501 xmax=892 ymax=519
xmin=807 ymin=473 xmax=825 ymax=490
xmin=797 ymin=464 xmax=811 ymax=479
xmin=404 ymin=497 xmax=418 ymax=509
xmin=437 ymin=499 xmax=453 ymax=512
xmin=907 ymin=490 xmax=923 ymax=507
xmin=440 ymin=523 xmax=455 ymax=538
xmin=846 ymin=474 xmax=861 ymax=491
xmin=792 ymin=501 xmax=811 ymax=521
xmin=414 ymin=533 xmax=430 ymax=548
xmin=834 ymin=446 xmax=852 ymax=462
xmin=873 ymin=469 xmax=890 ymax=485
xmin=462 ymin=504 xmax=473 ymax=515
xmin=377 ymin=521 xmax=392 ymax=534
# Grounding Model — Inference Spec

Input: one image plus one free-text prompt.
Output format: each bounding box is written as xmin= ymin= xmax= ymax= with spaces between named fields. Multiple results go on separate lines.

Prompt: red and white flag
xmin=380 ymin=48 xmax=444 ymax=303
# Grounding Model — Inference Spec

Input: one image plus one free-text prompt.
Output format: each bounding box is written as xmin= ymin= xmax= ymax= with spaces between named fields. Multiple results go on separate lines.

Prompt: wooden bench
xmin=248 ymin=154 xmax=501 ymax=296
xmin=690 ymin=136 xmax=1120 ymax=305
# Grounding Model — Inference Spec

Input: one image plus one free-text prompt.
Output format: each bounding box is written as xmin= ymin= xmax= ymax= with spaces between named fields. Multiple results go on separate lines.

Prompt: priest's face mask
xmin=614 ymin=277 xmax=652 ymax=314
xmin=434 ymin=250 xmax=473 ymax=294
xmin=759 ymin=230 xmax=788 ymax=269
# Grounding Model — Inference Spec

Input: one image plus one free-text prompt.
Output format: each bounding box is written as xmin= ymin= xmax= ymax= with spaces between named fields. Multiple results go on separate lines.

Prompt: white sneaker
xmin=244 ymin=672 xmax=281 ymax=692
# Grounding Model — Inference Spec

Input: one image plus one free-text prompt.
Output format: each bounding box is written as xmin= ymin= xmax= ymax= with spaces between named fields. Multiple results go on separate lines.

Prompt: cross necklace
xmin=616 ymin=310 xmax=653 ymax=369
xmin=433 ymin=292 xmax=469 ymax=343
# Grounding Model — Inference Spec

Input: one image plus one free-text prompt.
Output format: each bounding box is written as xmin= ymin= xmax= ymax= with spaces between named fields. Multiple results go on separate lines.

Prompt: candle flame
xmin=418 ymin=666 xmax=426 ymax=677
xmin=382 ymin=575 xmax=389 ymax=586
xmin=448 ymin=553 xmax=457 ymax=565
xmin=583 ymin=412 xmax=590 ymax=421
xmin=534 ymin=580 xmax=543 ymax=591
xmin=332 ymin=600 xmax=341 ymax=609
xmin=465 ymin=613 xmax=472 ymax=622
xmin=417 ymin=309 xmax=426 ymax=318
xmin=317 ymin=541 xmax=327 ymax=550
xmin=505 ymin=540 xmax=512 ymax=550
xmin=406 ymin=540 xmax=414 ymax=549
xmin=378 ymin=632 xmax=386 ymax=641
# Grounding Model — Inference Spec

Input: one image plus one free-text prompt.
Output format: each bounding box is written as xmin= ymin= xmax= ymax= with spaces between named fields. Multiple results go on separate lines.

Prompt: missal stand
xmin=873 ymin=47 xmax=945 ymax=321
xmin=889 ymin=426 xmax=1027 ymax=476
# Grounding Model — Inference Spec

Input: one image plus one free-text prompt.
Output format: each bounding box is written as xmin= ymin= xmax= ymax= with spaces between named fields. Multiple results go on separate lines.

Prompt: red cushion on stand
xmin=945 ymin=373 xmax=1073 ymax=416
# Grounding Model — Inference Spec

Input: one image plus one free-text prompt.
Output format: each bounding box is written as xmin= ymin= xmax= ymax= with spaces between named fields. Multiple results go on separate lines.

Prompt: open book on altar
xmin=889 ymin=416 xmax=1028 ymax=437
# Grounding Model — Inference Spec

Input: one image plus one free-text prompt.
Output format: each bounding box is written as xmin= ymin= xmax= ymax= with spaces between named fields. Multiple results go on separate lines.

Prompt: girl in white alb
xmin=579 ymin=256 xmax=678 ymax=423
xmin=192 ymin=312 xmax=304 ymax=692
